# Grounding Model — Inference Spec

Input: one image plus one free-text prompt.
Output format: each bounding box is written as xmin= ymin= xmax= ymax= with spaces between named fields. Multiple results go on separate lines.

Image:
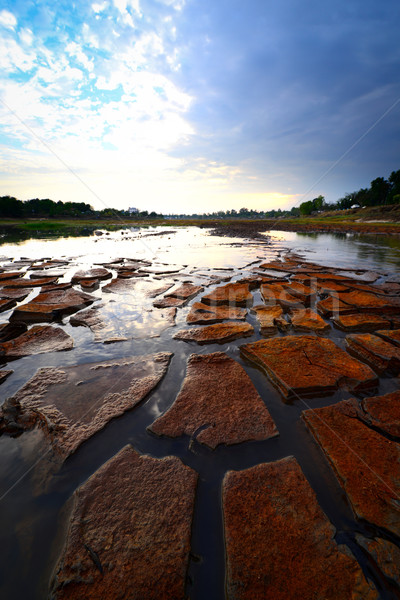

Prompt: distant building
xmin=128 ymin=207 xmax=139 ymax=214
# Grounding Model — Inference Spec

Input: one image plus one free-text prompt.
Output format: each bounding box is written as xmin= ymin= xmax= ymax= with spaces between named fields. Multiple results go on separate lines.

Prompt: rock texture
xmin=289 ymin=308 xmax=330 ymax=332
xmin=260 ymin=284 xmax=303 ymax=310
xmin=241 ymin=335 xmax=377 ymax=400
xmin=166 ymin=283 xmax=203 ymax=301
xmin=0 ymin=322 xmax=27 ymax=342
xmin=174 ymin=322 xmax=254 ymax=344
xmin=346 ymin=333 xmax=400 ymax=374
xmin=359 ymin=390 xmax=400 ymax=438
xmin=356 ymin=535 xmax=400 ymax=587
xmin=201 ymin=283 xmax=253 ymax=307
xmin=332 ymin=314 xmax=390 ymax=332
xmin=71 ymin=268 xmax=112 ymax=283
xmin=303 ymin=399 xmax=400 ymax=537
xmin=10 ymin=289 xmax=96 ymax=323
xmin=50 ymin=445 xmax=197 ymax=600
xmin=186 ymin=302 xmax=247 ymax=325
xmin=223 ymin=456 xmax=377 ymax=600
xmin=149 ymin=352 xmax=278 ymax=448
xmin=0 ymin=325 xmax=73 ymax=360
xmin=376 ymin=329 xmax=400 ymax=348
xmin=250 ymin=305 xmax=283 ymax=335
xmin=0 ymin=370 xmax=12 ymax=384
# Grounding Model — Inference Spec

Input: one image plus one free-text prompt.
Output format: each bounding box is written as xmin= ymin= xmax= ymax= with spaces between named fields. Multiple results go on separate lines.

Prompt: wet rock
xmin=102 ymin=277 xmax=139 ymax=293
xmin=250 ymin=305 xmax=284 ymax=335
xmin=332 ymin=314 xmax=391 ymax=332
xmin=376 ymin=328 xmax=400 ymax=348
xmin=0 ymin=287 xmax=32 ymax=300
xmin=166 ymin=283 xmax=204 ymax=301
xmin=261 ymin=283 xmax=303 ymax=310
xmin=317 ymin=296 xmax=357 ymax=318
xmin=0 ymin=322 xmax=27 ymax=342
xmin=9 ymin=352 xmax=172 ymax=458
xmin=283 ymin=281 xmax=317 ymax=304
xmin=289 ymin=308 xmax=330 ymax=332
xmin=292 ymin=272 xmax=351 ymax=285
xmin=223 ymin=456 xmax=377 ymax=600
xmin=339 ymin=270 xmax=381 ymax=283
xmin=303 ymin=399 xmax=400 ymax=538
xmin=0 ymin=326 xmax=73 ymax=360
xmin=10 ymin=289 xmax=96 ymax=323
xmin=0 ymin=271 xmax=24 ymax=281
xmin=346 ymin=333 xmax=400 ymax=374
xmin=360 ymin=390 xmax=400 ymax=438
xmin=80 ymin=278 xmax=99 ymax=291
xmin=356 ymin=535 xmax=400 ymax=587
xmin=0 ymin=298 xmax=17 ymax=313
xmin=186 ymin=302 xmax=247 ymax=325
xmin=317 ymin=280 xmax=350 ymax=294
xmin=174 ymin=322 xmax=254 ymax=344
xmin=150 ymin=352 xmax=278 ymax=448
xmin=144 ymin=282 xmax=175 ymax=298
xmin=240 ymin=335 xmax=377 ymax=400
xmin=153 ymin=297 xmax=186 ymax=308
xmin=0 ymin=370 xmax=12 ymax=384
xmin=50 ymin=445 xmax=197 ymax=600
xmin=140 ymin=266 xmax=182 ymax=275
xmin=71 ymin=268 xmax=112 ymax=283
xmin=338 ymin=289 xmax=399 ymax=314
xmin=1 ymin=276 xmax=59 ymax=288
xmin=201 ymin=283 xmax=253 ymax=307
xmin=29 ymin=270 xmax=65 ymax=279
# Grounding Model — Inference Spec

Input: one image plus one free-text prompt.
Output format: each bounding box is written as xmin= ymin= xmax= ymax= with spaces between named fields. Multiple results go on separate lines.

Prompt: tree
xmin=299 ymin=200 xmax=314 ymax=215
xmin=0 ymin=195 xmax=24 ymax=217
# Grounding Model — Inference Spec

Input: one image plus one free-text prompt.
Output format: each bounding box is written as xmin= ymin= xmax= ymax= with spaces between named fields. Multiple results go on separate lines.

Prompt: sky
xmin=0 ymin=0 xmax=399 ymax=214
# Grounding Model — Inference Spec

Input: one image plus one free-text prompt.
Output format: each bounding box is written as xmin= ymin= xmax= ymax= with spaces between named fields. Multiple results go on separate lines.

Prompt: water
xmin=0 ymin=226 xmax=399 ymax=599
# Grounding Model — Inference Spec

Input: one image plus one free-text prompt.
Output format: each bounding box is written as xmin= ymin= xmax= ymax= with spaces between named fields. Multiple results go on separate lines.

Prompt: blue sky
xmin=0 ymin=0 xmax=399 ymax=213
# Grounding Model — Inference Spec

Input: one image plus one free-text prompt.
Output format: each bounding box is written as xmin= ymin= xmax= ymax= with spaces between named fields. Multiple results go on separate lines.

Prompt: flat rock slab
xmin=332 ymin=314 xmax=391 ymax=332
xmin=356 ymin=536 xmax=400 ymax=587
xmin=283 ymin=281 xmax=316 ymax=304
xmin=317 ymin=296 xmax=357 ymax=318
xmin=0 ymin=322 xmax=27 ymax=342
xmin=250 ymin=305 xmax=284 ymax=335
xmin=0 ymin=325 xmax=73 ymax=360
xmin=71 ymin=268 xmax=112 ymax=283
xmin=9 ymin=352 xmax=172 ymax=458
xmin=1 ymin=276 xmax=59 ymax=288
xmin=50 ymin=445 xmax=197 ymax=600
xmin=376 ymin=328 xmax=400 ymax=347
xmin=0 ymin=298 xmax=16 ymax=313
xmin=240 ymin=335 xmax=377 ymax=400
xmin=173 ymin=322 xmax=254 ymax=344
xmin=0 ymin=370 xmax=13 ymax=384
xmin=0 ymin=287 xmax=32 ymax=300
xmin=360 ymin=390 xmax=400 ymax=438
xmin=166 ymin=283 xmax=204 ymax=300
xmin=223 ymin=456 xmax=377 ymax=600
xmin=10 ymin=289 xmax=96 ymax=323
xmin=303 ymin=399 xmax=400 ymax=538
xmin=153 ymin=296 xmax=185 ymax=308
xmin=338 ymin=289 xmax=399 ymax=314
xmin=186 ymin=302 xmax=247 ymax=325
xmin=0 ymin=271 xmax=24 ymax=281
xmin=149 ymin=352 xmax=278 ymax=448
xmin=261 ymin=284 xmax=303 ymax=310
xmin=289 ymin=308 xmax=330 ymax=332
xmin=201 ymin=283 xmax=253 ymax=307
xmin=346 ymin=333 xmax=400 ymax=374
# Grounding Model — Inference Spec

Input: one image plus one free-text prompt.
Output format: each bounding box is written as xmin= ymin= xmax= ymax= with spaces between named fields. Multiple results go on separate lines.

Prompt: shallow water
xmin=0 ymin=226 xmax=399 ymax=599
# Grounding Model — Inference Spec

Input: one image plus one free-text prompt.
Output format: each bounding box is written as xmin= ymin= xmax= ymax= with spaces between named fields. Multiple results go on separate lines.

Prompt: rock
xmin=261 ymin=284 xmax=303 ymax=310
xmin=102 ymin=277 xmax=139 ymax=293
xmin=166 ymin=283 xmax=204 ymax=301
xmin=283 ymin=281 xmax=317 ymax=305
xmin=186 ymin=302 xmax=247 ymax=325
xmin=50 ymin=445 xmax=197 ymax=600
xmin=29 ymin=270 xmax=65 ymax=279
xmin=317 ymin=296 xmax=357 ymax=318
xmin=332 ymin=314 xmax=391 ymax=332
xmin=201 ymin=283 xmax=253 ymax=307
xmin=303 ymin=399 xmax=400 ymax=538
xmin=292 ymin=272 xmax=353 ymax=284
xmin=356 ymin=535 xmax=400 ymax=587
xmin=71 ymin=268 xmax=112 ymax=283
xmin=0 ymin=298 xmax=17 ymax=313
xmin=223 ymin=456 xmax=377 ymax=600
xmin=80 ymin=278 xmax=99 ymax=291
xmin=0 ymin=287 xmax=32 ymax=301
xmin=0 ymin=271 xmax=24 ymax=281
xmin=153 ymin=297 xmax=185 ymax=309
xmin=144 ymin=282 xmax=175 ymax=298
xmin=173 ymin=322 xmax=254 ymax=344
xmin=140 ymin=266 xmax=182 ymax=275
xmin=250 ymin=305 xmax=284 ymax=335
xmin=0 ymin=326 xmax=73 ymax=360
xmin=8 ymin=353 xmax=172 ymax=458
xmin=240 ymin=335 xmax=377 ymax=400
xmin=346 ymin=333 xmax=400 ymax=374
xmin=149 ymin=352 xmax=278 ymax=448
xmin=0 ymin=322 xmax=27 ymax=342
xmin=339 ymin=270 xmax=381 ymax=283
xmin=10 ymin=289 xmax=96 ymax=323
xmin=317 ymin=281 xmax=350 ymax=293
xmin=376 ymin=328 xmax=400 ymax=348
xmin=1 ymin=276 xmax=59 ymax=288
xmin=0 ymin=370 xmax=13 ymax=384
xmin=360 ymin=390 xmax=400 ymax=438
xmin=289 ymin=308 xmax=330 ymax=332
xmin=338 ymin=289 xmax=399 ymax=314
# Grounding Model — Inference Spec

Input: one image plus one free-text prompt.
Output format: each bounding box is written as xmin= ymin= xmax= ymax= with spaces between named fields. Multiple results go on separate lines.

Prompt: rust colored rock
xmin=339 ymin=289 xmax=399 ymax=314
xmin=303 ymin=399 xmax=400 ymax=537
xmin=317 ymin=296 xmax=356 ymax=318
xmin=292 ymin=272 xmax=351 ymax=285
xmin=0 ymin=322 xmax=27 ymax=342
xmin=173 ymin=322 xmax=254 ymax=344
xmin=0 ymin=287 xmax=32 ymax=300
xmin=360 ymin=390 xmax=400 ymax=438
xmin=260 ymin=284 xmax=303 ymax=310
xmin=259 ymin=260 xmax=299 ymax=272
xmin=240 ymin=335 xmax=377 ymax=400
xmin=0 ymin=370 xmax=12 ymax=384
xmin=186 ymin=302 xmax=247 ymax=325
xmin=356 ymin=536 xmax=400 ymax=587
xmin=250 ymin=304 xmax=283 ymax=335
xmin=223 ymin=456 xmax=377 ymax=600
xmin=332 ymin=313 xmax=390 ymax=332
xmin=346 ymin=333 xmax=400 ymax=374
xmin=102 ymin=277 xmax=139 ymax=293
xmin=153 ymin=296 xmax=185 ymax=308
xmin=10 ymin=289 xmax=96 ymax=323
xmin=0 ymin=298 xmax=17 ymax=313
xmin=10 ymin=352 xmax=172 ymax=458
xmin=29 ymin=270 xmax=65 ymax=279
xmin=149 ymin=352 xmax=278 ymax=448
xmin=0 ymin=271 xmax=24 ymax=281
xmin=283 ymin=281 xmax=317 ymax=304
xmin=71 ymin=268 xmax=112 ymax=283
xmin=80 ymin=278 xmax=99 ymax=290
xmin=376 ymin=328 xmax=400 ymax=348
xmin=145 ymin=282 xmax=175 ymax=298
xmin=289 ymin=308 xmax=330 ymax=332
xmin=50 ymin=445 xmax=197 ymax=600
xmin=0 ymin=325 xmax=73 ymax=360
xmin=317 ymin=281 xmax=350 ymax=293
xmin=1 ymin=276 xmax=59 ymax=288
xmin=166 ymin=283 xmax=204 ymax=300
xmin=201 ymin=283 xmax=252 ymax=307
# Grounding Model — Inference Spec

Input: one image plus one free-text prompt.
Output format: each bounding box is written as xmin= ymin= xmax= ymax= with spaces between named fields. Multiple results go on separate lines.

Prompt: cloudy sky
xmin=0 ymin=0 xmax=399 ymax=214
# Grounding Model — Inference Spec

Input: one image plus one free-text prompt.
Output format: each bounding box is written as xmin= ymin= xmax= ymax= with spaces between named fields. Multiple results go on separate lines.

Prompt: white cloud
xmin=92 ymin=1 xmax=108 ymax=13
xmin=19 ymin=28 xmax=33 ymax=46
xmin=0 ymin=10 xmax=17 ymax=30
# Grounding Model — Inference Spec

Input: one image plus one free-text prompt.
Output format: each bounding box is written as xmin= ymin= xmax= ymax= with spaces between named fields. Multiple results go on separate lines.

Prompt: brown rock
xmin=10 ymin=352 xmax=172 ymax=458
xmin=289 ymin=308 xmax=330 ymax=332
xmin=339 ymin=289 xmax=399 ymax=314
xmin=80 ymin=278 xmax=99 ymax=290
xmin=29 ymin=270 xmax=66 ymax=279
xmin=356 ymin=536 xmax=400 ymax=587
xmin=149 ymin=352 xmax=278 ymax=448
xmin=166 ymin=283 xmax=204 ymax=300
xmin=240 ymin=335 xmax=377 ymax=400
xmin=317 ymin=281 xmax=350 ymax=293
xmin=201 ymin=283 xmax=253 ymax=307
xmin=0 ymin=322 xmax=27 ymax=342
xmin=0 ymin=298 xmax=17 ymax=313
xmin=376 ymin=328 xmax=400 ymax=348
xmin=153 ymin=296 xmax=185 ymax=308
xmin=186 ymin=302 xmax=247 ymax=324
xmin=0 ymin=287 xmax=32 ymax=301
xmin=260 ymin=284 xmax=303 ymax=310
xmin=0 ymin=326 xmax=73 ymax=360
xmin=303 ymin=399 xmax=400 ymax=537
xmin=317 ymin=296 xmax=356 ymax=318
xmin=10 ymin=289 xmax=96 ymax=323
xmin=292 ymin=272 xmax=351 ymax=285
xmin=223 ymin=456 xmax=377 ymax=600
xmin=1 ymin=276 xmax=59 ymax=288
xmin=174 ymin=322 xmax=254 ymax=344
xmin=71 ymin=268 xmax=112 ymax=283
xmin=283 ymin=281 xmax=317 ymax=304
xmin=0 ymin=370 xmax=13 ymax=384
xmin=250 ymin=304 xmax=283 ymax=335
xmin=360 ymin=390 xmax=400 ymax=438
xmin=332 ymin=314 xmax=390 ymax=332
xmin=50 ymin=445 xmax=197 ymax=600
xmin=346 ymin=333 xmax=400 ymax=374
xmin=0 ymin=271 xmax=24 ymax=281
